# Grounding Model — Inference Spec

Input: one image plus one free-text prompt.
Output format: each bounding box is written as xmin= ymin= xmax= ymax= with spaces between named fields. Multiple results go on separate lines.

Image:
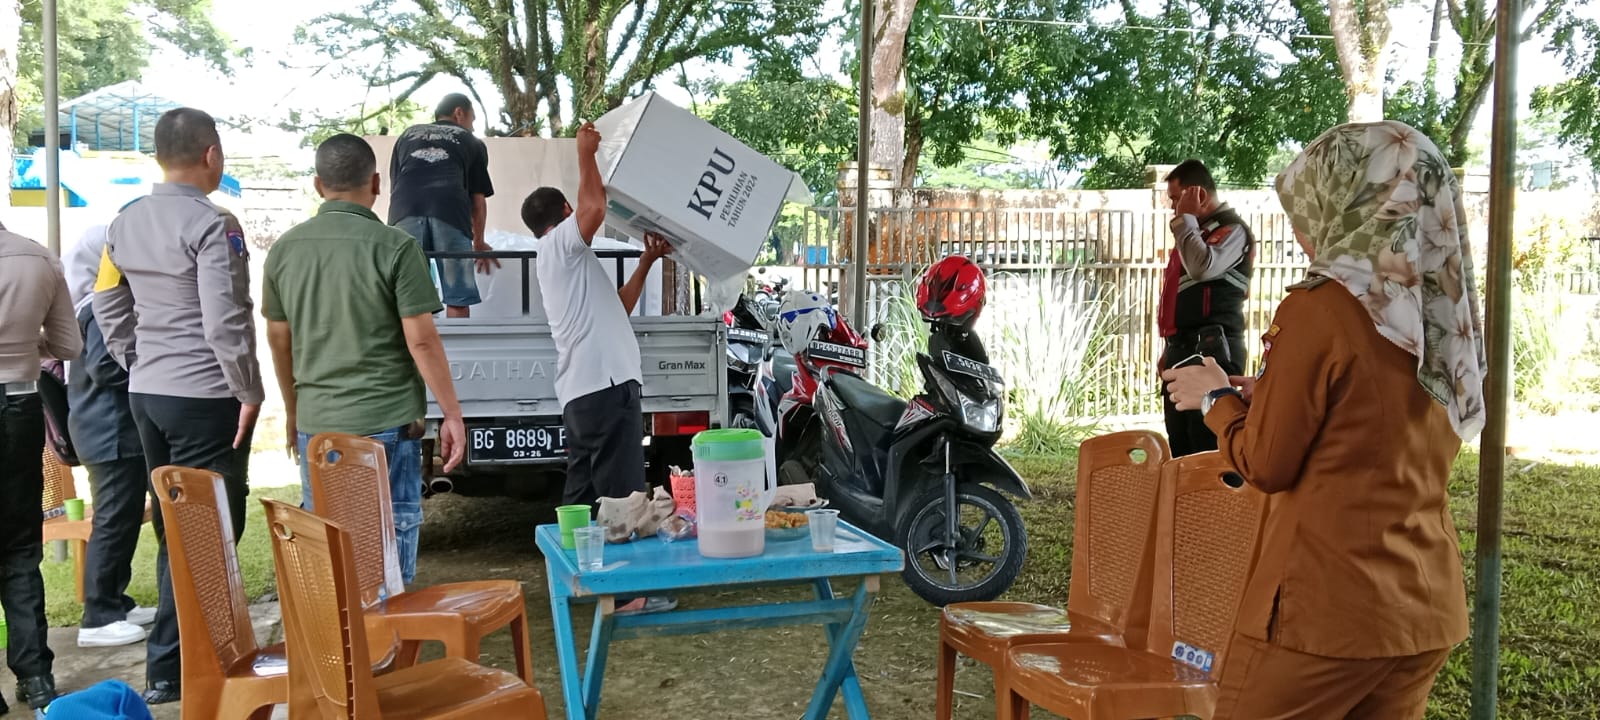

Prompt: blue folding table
xmin=536 ymin=521 xmax=904 ymax=720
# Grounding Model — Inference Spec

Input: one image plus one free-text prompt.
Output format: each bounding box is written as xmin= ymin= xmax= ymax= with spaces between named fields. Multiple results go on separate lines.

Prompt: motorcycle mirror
xmin=870 ymin=324 xmax=888 ymax=343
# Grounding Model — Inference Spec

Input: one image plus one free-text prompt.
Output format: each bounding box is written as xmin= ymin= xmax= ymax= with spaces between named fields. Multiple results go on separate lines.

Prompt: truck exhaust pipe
xmin=429 ymin=476 xmax=454 ymax=495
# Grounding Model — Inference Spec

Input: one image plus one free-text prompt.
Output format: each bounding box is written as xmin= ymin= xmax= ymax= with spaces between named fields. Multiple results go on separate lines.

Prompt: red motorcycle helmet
xmin=915 ymin=255 xmax=986 ymax=327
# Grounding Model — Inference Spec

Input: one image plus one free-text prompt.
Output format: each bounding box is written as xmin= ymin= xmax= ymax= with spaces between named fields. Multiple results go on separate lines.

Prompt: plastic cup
xmin=64 ymin=498 xmax=85 ymax=522
xmin=807 ymin=509 xmax=840 ymax=552
xmin=573 ymin=526 xmax=606 ymax=571
xmin=556 ymin=505 xmax=592 ymax=550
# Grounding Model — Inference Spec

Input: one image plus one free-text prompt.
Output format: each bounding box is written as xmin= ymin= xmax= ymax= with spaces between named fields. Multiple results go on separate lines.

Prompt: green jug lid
xmin=691 ymin=428 xmax=766 ymax=461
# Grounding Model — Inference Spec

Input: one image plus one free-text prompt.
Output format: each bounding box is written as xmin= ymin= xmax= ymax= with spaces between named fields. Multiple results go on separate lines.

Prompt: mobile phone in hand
xmin=1174 ymin=353 xmax=1207 ymax=369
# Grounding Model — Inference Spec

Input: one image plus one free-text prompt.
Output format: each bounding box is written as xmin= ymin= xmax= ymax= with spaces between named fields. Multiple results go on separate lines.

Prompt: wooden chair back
xmin=307 ymin=433 xmax=404 ymax=605
xmin=265 ymin=499 xmax=386 ymax=718
xmin=152 ymin=466 xmax=261 ymax=683
xmin=1066 ymin=430 xmax=1171 ymax=650
xmin=1147 ymin=452 xmax=1269 ymax=681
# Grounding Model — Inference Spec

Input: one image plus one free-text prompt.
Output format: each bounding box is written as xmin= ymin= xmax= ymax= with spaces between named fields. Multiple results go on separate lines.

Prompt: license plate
xmin=943 ymin=351 xmax=1004 ymax=384
xmin=807 ymin=341 xmax=867 ymax=367
xmin=468 ymin=423 xmax=569 ymax=463
xmin=728 ymin=327 xmax=768 ymax=345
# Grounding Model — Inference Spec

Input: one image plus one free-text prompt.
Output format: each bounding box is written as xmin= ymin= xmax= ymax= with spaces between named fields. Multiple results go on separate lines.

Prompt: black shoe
xmin=1 ymin=692 xmax=10 ymax=715
xmin=15 ymin=676 xmax=56 ymax=711
xmin=142 ymin=680 xmax=180 ymax=705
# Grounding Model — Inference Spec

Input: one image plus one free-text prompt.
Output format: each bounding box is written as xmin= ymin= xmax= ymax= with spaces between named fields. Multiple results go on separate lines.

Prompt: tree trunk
xmin=868 ymin=0 xmax=916 ymax=187
xmin=1328 ymin=0 xmax=1390 ymax=122
xmin=902 ymin=103 xmax=924 ymax=186
xmin=0 ymin=0 xmax=17 ymax=202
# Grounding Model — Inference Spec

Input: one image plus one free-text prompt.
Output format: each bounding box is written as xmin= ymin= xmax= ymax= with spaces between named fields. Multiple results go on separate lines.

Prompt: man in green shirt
xmin=263 ymin=133 xmax=467 ymax=583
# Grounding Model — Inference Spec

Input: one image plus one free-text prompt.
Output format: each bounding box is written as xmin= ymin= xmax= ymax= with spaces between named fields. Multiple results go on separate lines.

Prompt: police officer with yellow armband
xmin=93 ymin=107 xmax=264 ymax=706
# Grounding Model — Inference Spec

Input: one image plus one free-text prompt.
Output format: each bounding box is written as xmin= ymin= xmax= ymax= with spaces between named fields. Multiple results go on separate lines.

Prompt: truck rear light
xmin=653 ymin=412 xmax=711 ymax=436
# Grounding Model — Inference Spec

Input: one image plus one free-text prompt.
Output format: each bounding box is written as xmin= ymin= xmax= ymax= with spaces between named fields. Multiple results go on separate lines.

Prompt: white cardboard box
xmin=594 ymin=92 xmax=793 ymax=280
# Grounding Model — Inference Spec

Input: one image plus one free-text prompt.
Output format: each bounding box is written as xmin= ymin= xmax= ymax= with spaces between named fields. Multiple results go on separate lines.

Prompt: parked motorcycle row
xmin=721 ymin=257 xmax=1031 ymax=606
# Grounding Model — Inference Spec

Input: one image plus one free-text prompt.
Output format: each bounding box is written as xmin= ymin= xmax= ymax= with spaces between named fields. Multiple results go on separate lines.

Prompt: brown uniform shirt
xmin=1204 ymin=279 xmax=1469 ymax=659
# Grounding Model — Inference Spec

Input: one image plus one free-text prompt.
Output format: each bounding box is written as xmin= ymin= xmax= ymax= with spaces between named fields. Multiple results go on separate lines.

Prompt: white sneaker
xmin=126 ymin=606 xmax=157 ymax=626
xmin=77 ymin=621 xmax=147 ymax=648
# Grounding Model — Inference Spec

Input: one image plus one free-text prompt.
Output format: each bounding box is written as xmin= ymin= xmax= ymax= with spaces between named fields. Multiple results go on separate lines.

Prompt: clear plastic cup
xmin=573 ymin=526 xmax=606 ymax=571
xmin=807 ymin=509 xmax=840 ymax=552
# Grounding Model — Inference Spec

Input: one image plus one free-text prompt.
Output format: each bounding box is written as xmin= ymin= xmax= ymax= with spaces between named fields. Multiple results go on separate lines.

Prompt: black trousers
xmin=562 ymin=381 xmax=646 ymax=507
xmin=1161 ymin=335 xmax=1247 ymax=458
xmin=80 ymin=455 xmax=151 ymax=628
xmin=129 ymin=394 xmax=251 ymax=686
xmin=0 ymin=392 xmax=54 ymax=680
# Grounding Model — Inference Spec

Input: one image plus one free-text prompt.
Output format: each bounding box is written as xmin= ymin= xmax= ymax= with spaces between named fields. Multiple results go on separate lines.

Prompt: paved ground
xmin=0 ymin=605 xmax=287 ymax=719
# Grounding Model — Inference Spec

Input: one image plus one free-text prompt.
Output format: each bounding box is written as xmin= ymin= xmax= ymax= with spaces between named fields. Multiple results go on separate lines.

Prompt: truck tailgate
xmin=426 ymin=316 xmax=727 ymax=421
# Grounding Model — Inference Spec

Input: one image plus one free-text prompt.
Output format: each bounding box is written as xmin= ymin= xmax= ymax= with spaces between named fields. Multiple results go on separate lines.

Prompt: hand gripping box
xmin=593 ymin=92 xmax=794 ymax=280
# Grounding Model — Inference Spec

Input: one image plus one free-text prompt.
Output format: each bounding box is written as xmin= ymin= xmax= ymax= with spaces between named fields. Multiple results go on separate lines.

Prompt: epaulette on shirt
xmin=1286 ymin=275 xmax=1334 ymax=291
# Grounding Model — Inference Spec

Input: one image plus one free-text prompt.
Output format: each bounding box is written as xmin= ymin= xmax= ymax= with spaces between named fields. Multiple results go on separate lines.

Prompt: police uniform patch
xmin=227 ymin=229 xmax=248 ymax=258
xmin=1258 ymin=325 xmax=1279 ymax=379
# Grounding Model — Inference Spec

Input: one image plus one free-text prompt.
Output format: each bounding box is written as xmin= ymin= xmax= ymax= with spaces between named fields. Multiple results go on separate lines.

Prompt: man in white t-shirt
xmin=521 ymin=121 xmax=671 ymax=509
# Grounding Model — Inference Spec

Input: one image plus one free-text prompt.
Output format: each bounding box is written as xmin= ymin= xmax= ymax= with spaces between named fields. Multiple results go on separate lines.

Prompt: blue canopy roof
xmin=55 ymin=81 xmax=180 ymax=153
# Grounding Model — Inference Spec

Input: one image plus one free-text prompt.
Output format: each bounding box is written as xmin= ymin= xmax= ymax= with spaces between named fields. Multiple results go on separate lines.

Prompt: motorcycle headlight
xmin=959 ymin=393 xmax=1002 ymax=434
xmin=932 ymin=370 xmax=1002 ymax=434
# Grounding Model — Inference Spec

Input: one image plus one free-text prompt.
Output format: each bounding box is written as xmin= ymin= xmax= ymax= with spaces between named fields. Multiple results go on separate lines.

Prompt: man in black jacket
xmin=1157 ymin=160 xmax=1256 ymax=456
xmin=65 ymin=224 xmax=156 ymax=648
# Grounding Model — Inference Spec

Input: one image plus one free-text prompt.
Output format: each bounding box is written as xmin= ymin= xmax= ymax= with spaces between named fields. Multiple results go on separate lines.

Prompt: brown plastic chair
xmin=306 ymin=432 xmax=535 ymax=685
xmin=936 ymin=430 xmax=1170 ymax=719
xmin=151 ymin=466 xmax=287 ymax=720
xmin=40 ymin=448 xmax=152 ymax=603
xmin=263 ymin=499 xmax=547 ymax=719
xmin=1002 ymin=451 xmax=1269 ymax=720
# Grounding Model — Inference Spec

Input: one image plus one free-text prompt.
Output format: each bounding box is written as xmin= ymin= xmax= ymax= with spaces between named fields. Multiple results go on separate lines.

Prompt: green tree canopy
xmin=15 ymin=0 xmax=236 ymax=145
xmin=900 ymin=0 xmax=1346 ymax=188
xmin=297 ymin=0 xmax=830 ymax=138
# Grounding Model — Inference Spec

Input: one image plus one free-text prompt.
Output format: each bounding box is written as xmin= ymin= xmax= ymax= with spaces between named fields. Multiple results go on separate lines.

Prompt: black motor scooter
xmin=781 ymin=321 xmax=1030 ymax=605
xmin=724 ymin=294 xmax=774 ymax=430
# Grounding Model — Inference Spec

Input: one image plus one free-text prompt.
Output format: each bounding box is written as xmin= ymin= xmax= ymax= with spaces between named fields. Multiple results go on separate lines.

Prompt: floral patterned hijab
xmin=1275 ymin=121 xmax=1487 ymax=441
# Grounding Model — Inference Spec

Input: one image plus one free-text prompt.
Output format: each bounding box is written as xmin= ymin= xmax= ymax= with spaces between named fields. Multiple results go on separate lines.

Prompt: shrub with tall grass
xmin=986 ymin=271 xmax=1117 ymax=455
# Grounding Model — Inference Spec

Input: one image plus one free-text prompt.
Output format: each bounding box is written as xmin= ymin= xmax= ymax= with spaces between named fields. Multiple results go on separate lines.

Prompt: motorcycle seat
xmin=830 ymin=372 xmax=907 ymax=431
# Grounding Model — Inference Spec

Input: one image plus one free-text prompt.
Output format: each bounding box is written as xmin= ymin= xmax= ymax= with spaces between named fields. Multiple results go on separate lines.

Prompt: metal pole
xmin=1470 ymin=0 xmax=1520 ymax=716
xmin=42 ymin=0 xmax=61 ymax=254
xmin=852 ymin=0 xmax=874 ymax=330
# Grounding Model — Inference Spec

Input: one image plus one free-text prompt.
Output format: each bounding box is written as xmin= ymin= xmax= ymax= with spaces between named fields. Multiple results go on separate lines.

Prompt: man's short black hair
xmin=1164 ymin=159 xmax=1217 ymax=193
xmin=315 ymin=133 xmax=376 ymax=192
xmin=521 ymin=187 xmax=569 ymax=236
xmin=436 ymin=93 xmax=475 ymax=120
xmin=154 ymin=108 xmax=220 ymax=169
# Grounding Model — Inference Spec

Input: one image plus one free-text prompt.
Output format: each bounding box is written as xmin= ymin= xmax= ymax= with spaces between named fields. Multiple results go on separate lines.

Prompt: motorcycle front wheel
xmin=895 ymin=482 xmax=1027 ymax=606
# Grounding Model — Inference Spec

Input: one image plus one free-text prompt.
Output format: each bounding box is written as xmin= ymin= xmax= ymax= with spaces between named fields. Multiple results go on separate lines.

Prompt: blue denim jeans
xmin=394 ymin=216 xmax=481 ymax=307
xmin=298 ymin=428 xmax=424 ymax=586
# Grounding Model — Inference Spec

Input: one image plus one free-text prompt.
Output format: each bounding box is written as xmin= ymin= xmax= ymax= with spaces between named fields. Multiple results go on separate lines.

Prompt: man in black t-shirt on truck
xmin=389 ymin=93 xmax=499 ymax=318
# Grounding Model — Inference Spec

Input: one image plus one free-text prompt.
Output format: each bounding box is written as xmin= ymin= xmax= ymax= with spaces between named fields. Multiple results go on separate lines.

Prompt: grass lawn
xmin=40 ymin=484 xmax=301 ymax=628
xmin=41 ymin=453 xmax=1600 ymax=718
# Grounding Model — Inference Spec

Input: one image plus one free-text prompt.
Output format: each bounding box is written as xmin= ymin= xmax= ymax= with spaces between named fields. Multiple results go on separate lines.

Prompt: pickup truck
xmin=421 ymin=248 xmax=728 ymax=497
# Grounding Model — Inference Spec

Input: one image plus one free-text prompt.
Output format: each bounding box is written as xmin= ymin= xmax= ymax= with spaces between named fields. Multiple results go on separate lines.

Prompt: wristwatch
xmin=1201 ymin=387 xmax=1243 ymax=416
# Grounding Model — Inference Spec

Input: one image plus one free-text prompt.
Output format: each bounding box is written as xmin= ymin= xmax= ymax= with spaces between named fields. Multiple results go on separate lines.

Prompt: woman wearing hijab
xmin=1163 ymin=120 xmax=1486 ymax=719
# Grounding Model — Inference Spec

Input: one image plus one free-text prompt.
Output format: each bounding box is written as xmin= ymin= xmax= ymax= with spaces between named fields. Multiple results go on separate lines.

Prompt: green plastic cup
xmin=64 ymin=498 xmax=85 ymax=522
xmin=556 ymin=505 xmax=592 ymax=550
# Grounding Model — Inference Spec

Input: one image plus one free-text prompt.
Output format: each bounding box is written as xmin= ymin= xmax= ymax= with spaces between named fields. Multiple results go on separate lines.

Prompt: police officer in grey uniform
xmin=94 ymin=107 xmax=264 ymax=706
xmin=0 ymin=222 xmax=81 ymax=713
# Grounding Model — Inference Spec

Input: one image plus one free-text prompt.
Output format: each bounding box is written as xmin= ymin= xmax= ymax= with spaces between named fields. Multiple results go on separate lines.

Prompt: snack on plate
xmin=764 ymin=510 xmax=809 ymax=529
